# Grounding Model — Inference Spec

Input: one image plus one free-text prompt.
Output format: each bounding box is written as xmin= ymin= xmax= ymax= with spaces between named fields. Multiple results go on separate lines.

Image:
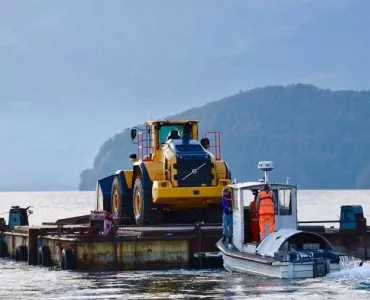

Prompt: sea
xmin=0 ymin=190 xmax=369 ymax=300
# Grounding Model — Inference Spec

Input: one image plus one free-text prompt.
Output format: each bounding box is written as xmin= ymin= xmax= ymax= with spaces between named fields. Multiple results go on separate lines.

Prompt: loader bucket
xmin=96 ymin=174 xmax=115 ymax=212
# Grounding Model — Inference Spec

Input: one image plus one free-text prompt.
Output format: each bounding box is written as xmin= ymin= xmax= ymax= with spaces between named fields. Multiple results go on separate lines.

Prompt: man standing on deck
xmin=222 ymin=187 xmax=233 ymax=242
xmin=249 ymin=190 xmax=260 ymax=243
xmin=257 ymin=184 xmax=277 ymax=242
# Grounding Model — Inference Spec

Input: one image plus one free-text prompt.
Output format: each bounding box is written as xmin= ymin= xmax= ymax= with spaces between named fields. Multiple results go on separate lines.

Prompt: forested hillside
xmin=79 ymin=84 xmax=370 ymax=190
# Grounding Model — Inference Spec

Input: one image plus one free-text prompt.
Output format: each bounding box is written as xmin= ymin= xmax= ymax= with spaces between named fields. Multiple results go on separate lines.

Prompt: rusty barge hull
xmin=0 ymin=223 xmax=222 ymax=270
xmin=1 ymin=223 xmax=369 ymax=271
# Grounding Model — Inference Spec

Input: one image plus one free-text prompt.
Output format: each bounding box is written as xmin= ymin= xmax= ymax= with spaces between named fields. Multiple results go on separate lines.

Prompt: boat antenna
xmin=257 ymin=161 xmax=274 ymax=184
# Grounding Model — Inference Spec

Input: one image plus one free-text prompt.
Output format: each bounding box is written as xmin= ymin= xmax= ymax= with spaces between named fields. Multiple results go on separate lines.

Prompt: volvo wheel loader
xmin=96 ymin=120 xmax=232 ymax=225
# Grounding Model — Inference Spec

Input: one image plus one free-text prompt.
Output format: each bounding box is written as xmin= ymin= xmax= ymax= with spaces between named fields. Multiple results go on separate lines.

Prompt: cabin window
xmin=278 ymin=189 xmax=292 ymax=215
xmin=158 ymin=124 xmax=191 ymax=144
xmin=232 ymin=188 xmax=239 ymax=210
xmin=242 ymin=189 xmax=254 ymax=207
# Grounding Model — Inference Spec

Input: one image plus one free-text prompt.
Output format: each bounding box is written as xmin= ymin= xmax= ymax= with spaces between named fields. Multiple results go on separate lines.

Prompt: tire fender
xmin=15 ymin=245 xmax=28 ymax=262
xmin=60 ymin=248 xmax=76 ymax=270
xmin=38 ymin=245 xmax=52 ymax=266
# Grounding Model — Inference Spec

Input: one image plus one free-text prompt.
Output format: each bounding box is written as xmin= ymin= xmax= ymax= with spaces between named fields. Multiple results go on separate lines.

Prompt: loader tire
xmin=133 ymin=177 xmax=161 ymax=225
xmin=111 ymin=175 xmax=134 ymax=225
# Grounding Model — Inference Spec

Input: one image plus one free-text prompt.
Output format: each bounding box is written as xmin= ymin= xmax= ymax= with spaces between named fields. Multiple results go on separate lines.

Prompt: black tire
xmin=0 ymin=241 xmax=9 ymax=258
xmin=15 ymin=245 xmax=28 ymax=262
xmin=111 ymin=175 xmax=134 ymax=225
xmin=60 ymin=248 xmax=76 ymax=270
xmin=38 ymin=246 xmax=52 ymax=266
xmin=133 ymin=177 xmax=162 ymax=225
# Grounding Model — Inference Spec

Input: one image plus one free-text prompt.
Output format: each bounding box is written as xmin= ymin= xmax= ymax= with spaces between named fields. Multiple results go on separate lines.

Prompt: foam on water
xmin=324 ymin=256 xmax=370 ymax=292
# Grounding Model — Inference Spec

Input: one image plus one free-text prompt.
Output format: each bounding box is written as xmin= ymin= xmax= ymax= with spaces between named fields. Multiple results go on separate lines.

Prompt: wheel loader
xmin=96 ymin=120 xmax=232 ymax=225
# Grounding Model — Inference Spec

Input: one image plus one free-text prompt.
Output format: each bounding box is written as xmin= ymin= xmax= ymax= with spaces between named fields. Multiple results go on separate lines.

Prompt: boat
xmin=216 ymin=161 xmax=342 ymax=278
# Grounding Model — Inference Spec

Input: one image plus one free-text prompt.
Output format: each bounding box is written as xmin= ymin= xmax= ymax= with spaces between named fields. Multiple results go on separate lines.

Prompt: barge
xmin=0 ymin=208 xmax=222 ymax=270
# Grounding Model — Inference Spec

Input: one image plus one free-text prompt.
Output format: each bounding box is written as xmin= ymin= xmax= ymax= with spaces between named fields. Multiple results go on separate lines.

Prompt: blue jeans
xmin=223 ymin=213 xmax=233 ymax=237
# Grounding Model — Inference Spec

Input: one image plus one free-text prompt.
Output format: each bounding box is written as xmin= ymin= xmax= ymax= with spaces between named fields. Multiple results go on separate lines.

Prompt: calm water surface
xmin=0 ymin=191 xmax=369 ymax=299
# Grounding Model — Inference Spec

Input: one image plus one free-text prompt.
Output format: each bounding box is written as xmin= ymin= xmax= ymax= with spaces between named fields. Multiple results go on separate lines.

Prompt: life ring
xmin=38 ymin=245 xmax=52 ymax=266
xmin=60 ymin=248 xmax=76 ymax=270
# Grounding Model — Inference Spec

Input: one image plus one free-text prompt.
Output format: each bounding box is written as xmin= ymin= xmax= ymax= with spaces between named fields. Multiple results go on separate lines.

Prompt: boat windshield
xmin=244 ymin=186 xmax=292 ymax=216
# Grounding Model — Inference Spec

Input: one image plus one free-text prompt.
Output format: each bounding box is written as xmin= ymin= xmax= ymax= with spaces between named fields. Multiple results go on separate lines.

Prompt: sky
xmin=0 ymin=0 xmax=369 ymax=190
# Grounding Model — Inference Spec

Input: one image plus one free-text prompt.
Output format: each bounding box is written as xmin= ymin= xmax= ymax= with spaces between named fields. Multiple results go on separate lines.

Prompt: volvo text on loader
xmin=96 ymin=120 xmax=232 ymax=225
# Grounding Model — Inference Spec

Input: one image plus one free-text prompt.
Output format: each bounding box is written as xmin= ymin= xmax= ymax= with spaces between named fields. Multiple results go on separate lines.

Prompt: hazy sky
xmin=0 ymin=0 xmax=369 ymax=190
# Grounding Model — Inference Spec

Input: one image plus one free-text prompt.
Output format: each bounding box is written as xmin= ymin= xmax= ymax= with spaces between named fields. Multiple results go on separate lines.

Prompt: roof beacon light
xmin=257 ymin=161 xmax=274 ymax=183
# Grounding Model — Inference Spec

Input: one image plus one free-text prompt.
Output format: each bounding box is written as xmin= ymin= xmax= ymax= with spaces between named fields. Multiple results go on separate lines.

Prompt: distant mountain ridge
xmin=79 ymin=84 xmax=370 ymax=190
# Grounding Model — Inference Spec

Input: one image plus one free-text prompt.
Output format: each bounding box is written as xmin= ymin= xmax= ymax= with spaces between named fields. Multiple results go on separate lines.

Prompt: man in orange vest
xmin=249 ymin=190 xmax=260 ymax=243
xmin=256 ymin=184 xmax=277 ymax=242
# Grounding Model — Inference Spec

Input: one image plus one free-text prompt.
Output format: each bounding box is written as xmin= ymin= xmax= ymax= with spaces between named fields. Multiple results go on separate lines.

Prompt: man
xmin=249 ymin=190 xmax=260 ymax=243
xmin=256 ymin=184 xmax=276 ymax=242
xmin=221 ymin=187 xmax=233 ymax=242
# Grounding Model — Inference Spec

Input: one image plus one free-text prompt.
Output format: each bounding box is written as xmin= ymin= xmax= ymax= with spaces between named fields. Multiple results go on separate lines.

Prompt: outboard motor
xmin=8 ymin=206 xmax=33 ymax=230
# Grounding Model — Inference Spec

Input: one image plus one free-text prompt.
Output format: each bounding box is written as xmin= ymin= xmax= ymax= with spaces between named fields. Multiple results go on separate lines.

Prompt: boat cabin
xmin=229 ymin=161 xmax=298 ymax=252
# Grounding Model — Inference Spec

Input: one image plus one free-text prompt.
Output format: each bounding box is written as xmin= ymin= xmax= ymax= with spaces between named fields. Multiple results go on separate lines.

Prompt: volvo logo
xmin=182 ymin=163 xmax=206 ymax=180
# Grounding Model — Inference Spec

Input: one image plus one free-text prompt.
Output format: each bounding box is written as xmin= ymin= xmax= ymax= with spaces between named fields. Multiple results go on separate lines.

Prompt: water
xmin=0 ymin=190 xmax=369 ymax=299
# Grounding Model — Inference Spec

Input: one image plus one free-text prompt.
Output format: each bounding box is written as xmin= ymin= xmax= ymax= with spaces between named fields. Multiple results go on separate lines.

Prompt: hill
xmin=79 ymin=84 xmax=370 ymax=190
xmin=2 ymin=1 xmax=370 ymax=191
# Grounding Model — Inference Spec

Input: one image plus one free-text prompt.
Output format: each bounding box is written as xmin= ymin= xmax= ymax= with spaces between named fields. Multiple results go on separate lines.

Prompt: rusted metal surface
xmin=1 ymin=220 xmax=368 ymax=270
xmin=0 ymin=223 xmax=220 ymax=270
xmin=2 ymin=231 xmax=29 ymax=258
xmin=321 ymin=231 xmax=369 ymax=259
xmin=299 ymin=225 xmax=369 ymax=259
xmin=74 ymin=240 xmax=189 ymax=270
xmin=28 ymin=228 xmax=38 ymax=265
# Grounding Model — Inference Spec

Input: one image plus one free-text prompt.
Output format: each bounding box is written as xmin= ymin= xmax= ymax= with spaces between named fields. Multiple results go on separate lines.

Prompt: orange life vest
xmin=250 ymin=200 xmax=259 ymax=222
xmin=258 ymin=190 xmax=275 ymax=215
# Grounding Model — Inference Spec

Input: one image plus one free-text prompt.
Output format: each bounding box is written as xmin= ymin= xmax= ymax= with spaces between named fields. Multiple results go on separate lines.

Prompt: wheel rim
xmin=135 ymin=190 xmax=141 ymax=216
xmin=113 ymin=190 xmax=119 ymax=213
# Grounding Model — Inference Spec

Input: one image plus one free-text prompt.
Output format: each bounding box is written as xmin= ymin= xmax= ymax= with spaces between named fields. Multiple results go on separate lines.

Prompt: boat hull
xmin=223 ymin=253 xmax=313 ymax=278
xmin=217 ymin=241 xmax=340 ymax=279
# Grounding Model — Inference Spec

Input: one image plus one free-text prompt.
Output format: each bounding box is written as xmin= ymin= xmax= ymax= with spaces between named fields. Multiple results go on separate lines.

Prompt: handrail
xmin=205 ymin=131 xmax=221 ymax=160
xmin=298 ymin=220 xmax=365 ymax=224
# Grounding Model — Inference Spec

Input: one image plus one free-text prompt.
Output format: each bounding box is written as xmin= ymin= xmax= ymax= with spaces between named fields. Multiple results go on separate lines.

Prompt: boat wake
xmin=325 ymin=256 xmax=370 ymax=291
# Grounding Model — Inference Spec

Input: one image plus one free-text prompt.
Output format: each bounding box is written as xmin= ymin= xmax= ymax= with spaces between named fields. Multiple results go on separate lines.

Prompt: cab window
xmin=158 ymin=125 xmax=186 ymax=144
xmin=278 ymin=189 xmax=292 ymax=215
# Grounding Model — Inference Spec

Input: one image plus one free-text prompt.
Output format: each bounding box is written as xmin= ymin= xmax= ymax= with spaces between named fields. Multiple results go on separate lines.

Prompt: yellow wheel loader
xmin=96 ymin=120 xmax=232 ymax=225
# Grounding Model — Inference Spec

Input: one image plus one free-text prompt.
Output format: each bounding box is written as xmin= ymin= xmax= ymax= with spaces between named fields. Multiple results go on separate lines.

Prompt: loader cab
xmin=156 ymin=121 xmax=198 ymax=146
xmin=130 ymin=120 xmax=200 ymax=162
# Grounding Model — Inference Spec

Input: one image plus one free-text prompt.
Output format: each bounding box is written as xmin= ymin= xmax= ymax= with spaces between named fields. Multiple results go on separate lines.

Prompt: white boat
xmin=216 ymin=161 xmax=342 ymax=279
